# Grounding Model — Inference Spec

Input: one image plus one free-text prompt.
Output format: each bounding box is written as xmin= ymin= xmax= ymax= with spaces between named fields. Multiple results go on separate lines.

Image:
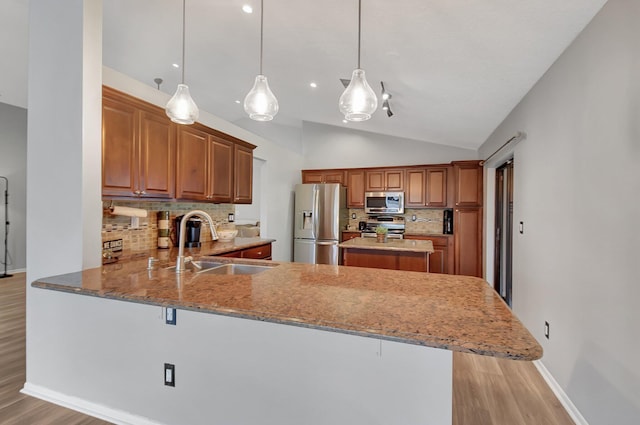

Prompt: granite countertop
xmin=33 ymin=253 xmax=541 ymax=361
xmin=105 ymin=237 xmax=275 ymax=264
xmin=339 ymin=237 xmax=435 ymax=253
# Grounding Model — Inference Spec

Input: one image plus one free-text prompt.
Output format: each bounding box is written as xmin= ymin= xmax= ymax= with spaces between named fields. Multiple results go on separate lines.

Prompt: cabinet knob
xmin=133 ymin=190 xmax=140 ymax=195
xmin=140 ymin=191 xmax=146 ymax=195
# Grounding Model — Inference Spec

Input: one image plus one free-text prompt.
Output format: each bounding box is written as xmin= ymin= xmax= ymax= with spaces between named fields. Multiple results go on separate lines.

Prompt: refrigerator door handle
xmin=316 ymin=241 xmax=338 ymax=245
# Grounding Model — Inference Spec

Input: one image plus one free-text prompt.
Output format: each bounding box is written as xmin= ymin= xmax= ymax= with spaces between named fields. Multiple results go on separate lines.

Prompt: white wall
xmin=103 ymin=68 xmax=303 ymax=262
xmin=479 ymin=0 xmax=640 ymax=423
xmin=302 ymin=121 xmax=477 ymax=169
xmin=0 ymin=102 xmax=27 ymax=272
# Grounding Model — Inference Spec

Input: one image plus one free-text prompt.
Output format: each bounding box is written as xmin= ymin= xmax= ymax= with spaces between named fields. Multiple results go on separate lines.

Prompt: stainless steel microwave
xmin=364 ymin=192 xmax=405 ymax=214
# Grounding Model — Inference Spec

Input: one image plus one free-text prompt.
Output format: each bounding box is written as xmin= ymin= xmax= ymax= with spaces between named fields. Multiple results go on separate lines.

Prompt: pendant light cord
xmin=357 ymin=0 xmax=361 ymax=69
xmin=181 ymin=0 xmax=186 ymax=84
xmin=259 ymin=0 xmax=264 ymax=75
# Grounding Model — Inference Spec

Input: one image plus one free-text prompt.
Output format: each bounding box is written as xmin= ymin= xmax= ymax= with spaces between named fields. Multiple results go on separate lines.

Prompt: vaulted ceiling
xmin=1 ymin=0 xmax=607 ymax=149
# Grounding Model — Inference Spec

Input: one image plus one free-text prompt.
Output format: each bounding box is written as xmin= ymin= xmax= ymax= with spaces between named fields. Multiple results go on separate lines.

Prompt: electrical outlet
xmin=164 ymin=363 xmax=175 ymax=387
xmin=519 ymin=221 xmax=524 ymax=234
xmin=351 ymin=213 xmax=356 ymax=219
xmin=165 ymin=307 xmax=176 ymax=325
xmin=411 ymin=215 xmax=417 ymax=222
xmin=544 ymin=321 xmax=550 ymax=339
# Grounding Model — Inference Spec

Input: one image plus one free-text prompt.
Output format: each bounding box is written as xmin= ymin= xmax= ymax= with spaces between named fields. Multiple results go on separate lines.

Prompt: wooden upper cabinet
xmin=404 ymin=167 xmax=448 ymax=208
xmin=301 ymin=169 xmax=346 ymax=185
xmin=405 ymin=169 xmax=426 ymax=207
xmin=176 ymin=125 xmax=209 ymax=201
xmin=454 ymin=161 xmax=483 ymax=207
xmin=139 ymin=110 xmax=176 ymax=198
xmin=234 ymin=143 xmax=253 ymax=204
xmin=209 ymin=135 xmax=234 ymax=203
xmin=102 ymin=89 xmax=175 ymax=199
xmin=347 ymin=169 xmax=365 ymax=208
xmin=365 ymin=169 xmax=404 ymax=191
xmin=102 ymin=96 xmax=138 ymax=197
xmin=425 ymin=167 xmax=448 ymax=207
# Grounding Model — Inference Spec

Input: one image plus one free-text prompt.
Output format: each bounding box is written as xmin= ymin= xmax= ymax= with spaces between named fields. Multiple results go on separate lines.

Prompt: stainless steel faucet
xmin=175 ymin=210 xmax=218 ymax=273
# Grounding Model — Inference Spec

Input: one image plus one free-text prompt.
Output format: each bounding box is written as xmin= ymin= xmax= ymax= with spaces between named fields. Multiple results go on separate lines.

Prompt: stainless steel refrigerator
xmin=293 ymin=183 xmax=347 ymax=265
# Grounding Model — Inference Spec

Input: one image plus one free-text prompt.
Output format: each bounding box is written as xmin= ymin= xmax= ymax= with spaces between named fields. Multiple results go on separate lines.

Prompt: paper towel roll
xmin=109 ymin=206 xmax=148 ymax=218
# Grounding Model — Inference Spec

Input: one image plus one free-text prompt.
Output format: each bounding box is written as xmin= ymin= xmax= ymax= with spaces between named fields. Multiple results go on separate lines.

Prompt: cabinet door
xmin=405 ymin=169 xmax=426 ymax=207
xmin=365 ymin=170 xmax=385 ymax=191
xmin=425 ymin=167 xmax=448 ymax=207
xmin=139 ymin=110 xmax=175 ymax=198
xmin=347 ymin=169 xmax=365 ymax=208
xmin=102 ymin=97 xmax=138 ymax=197
xmin=385 ymin=169 xmax=404 ymax=191
xmin=324 ymin=170 xmax=346 ymax=185
xmin=454 ymin=162 xmax=483 ymax=207
xmin=176 ymin=126 xmax=209 ymax=201
xmin=301 ymin=171 xmax=324 ymax=184
xmin=342 ymin=231 xmax=361 ymax=241
xmin=454 ymin=208 xmax=483 ymax=277
xmin=234 ymin=144 xmax=253 ymax=204
xmin=404 ymin=235 xmax=452 ymax=274
xmin=209 ymin=135 xmax=234 ymax=203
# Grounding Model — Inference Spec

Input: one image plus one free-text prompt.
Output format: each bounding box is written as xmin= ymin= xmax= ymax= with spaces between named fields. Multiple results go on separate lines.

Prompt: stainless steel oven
xmin=364 ymin=192 xmax=404 ymax=215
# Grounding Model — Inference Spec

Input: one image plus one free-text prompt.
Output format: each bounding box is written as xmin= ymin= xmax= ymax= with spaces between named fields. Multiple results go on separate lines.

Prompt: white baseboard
xmin=533 ymin=360 xmax=589 ymax=425
xmin=21 ymin=383 xmax=164 ymax=425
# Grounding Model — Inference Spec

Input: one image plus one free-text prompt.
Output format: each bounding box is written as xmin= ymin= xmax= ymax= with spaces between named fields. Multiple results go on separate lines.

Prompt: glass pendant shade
xmin=244 ymin=75 xmax=279 ymax=121
xmin=166 ymin=84 xmax=199 ymax=124
xmin=339 ymin=69 xmax=378 ymax=121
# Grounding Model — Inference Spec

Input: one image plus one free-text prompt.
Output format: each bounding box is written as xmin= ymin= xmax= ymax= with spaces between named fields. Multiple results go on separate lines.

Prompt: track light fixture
xmin=380 ymin=82 xmax=393 ymax=117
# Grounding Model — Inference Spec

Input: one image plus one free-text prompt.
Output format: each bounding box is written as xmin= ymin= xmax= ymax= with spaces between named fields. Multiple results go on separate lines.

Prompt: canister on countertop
xmin=157 ymin=211 xmax=170 ymax=248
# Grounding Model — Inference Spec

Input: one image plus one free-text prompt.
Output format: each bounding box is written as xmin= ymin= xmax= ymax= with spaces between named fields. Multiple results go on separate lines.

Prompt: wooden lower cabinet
xmin=404 ymin=235 xmax=453 ymax=274
xmin=341 ymin=231 xmax=361 ymax=242
xmin=219 ymin=243 xmax=272 ymax=260
xmin=342 ymin=248 xmax=429 ymax=272
xmin=454 ymin=208 xmax=482 ymax=277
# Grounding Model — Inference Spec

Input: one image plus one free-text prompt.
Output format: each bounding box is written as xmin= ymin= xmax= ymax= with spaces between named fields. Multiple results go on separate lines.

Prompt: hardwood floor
xmin=1 ymin=273 xmax=574 ymax=425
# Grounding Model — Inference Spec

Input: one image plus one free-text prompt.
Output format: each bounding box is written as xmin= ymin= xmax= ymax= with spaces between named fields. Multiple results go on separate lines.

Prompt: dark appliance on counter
xmin=358 ymin=221 xmax=367 ymax=231
xmin=443 ymin=209 xmax=454 ymax=234
xmin=173 ymin=215 xmax=203 ymax=248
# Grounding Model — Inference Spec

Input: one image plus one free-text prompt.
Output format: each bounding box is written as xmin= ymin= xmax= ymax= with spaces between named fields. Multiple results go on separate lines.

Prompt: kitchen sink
xmin=199 ymin=264 xmax=274 ymax=275
xmin=191 ymin=260 xmax=225 ymax=270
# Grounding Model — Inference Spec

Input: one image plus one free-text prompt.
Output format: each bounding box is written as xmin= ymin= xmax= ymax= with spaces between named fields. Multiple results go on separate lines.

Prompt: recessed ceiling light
xmin=172 ymin=63 xmax=180 ymax=69
xmin=242 ymin=4 xmax=253 ymax=13
xmin=342 ymin=119 xmax=348 ymax=124
xmin=309 ymin=82 xmax=317 ymax=88
xmin=235 ymin=100 xmax=241 ymax=104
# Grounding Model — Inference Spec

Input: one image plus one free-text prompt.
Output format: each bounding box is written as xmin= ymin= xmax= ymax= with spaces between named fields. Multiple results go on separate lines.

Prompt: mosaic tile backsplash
xmin=347 ymin=208 xmax=446 ymax=234
xmin=102 ymin=201 xmax=235 ymax=255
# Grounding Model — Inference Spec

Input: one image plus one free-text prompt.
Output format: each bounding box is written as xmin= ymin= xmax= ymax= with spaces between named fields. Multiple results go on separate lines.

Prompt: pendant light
xmin=244 ymin=0 xmax=279 ymax=121
xmin=339 ymin=0 xmax=378 ymax=122
xmin=166 ymin=0 xmax=199 ymax=125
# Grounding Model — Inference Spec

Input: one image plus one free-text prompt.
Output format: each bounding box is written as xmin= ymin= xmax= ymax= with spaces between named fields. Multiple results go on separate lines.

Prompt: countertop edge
xmin=31 ymin=276 xmax=542 ymax=361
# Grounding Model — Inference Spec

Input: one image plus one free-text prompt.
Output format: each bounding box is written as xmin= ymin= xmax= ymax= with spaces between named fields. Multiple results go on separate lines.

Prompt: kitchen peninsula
xmin=27 ymin=254 xmax=541 ymax=425
xmin=340 ymin=237 xmax=434 ymax=272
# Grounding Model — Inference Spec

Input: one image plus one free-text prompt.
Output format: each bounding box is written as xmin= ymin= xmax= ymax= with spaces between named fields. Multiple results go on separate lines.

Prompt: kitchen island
xmin=26 ymin=254 xmax=541 ymax=425
xmin=339 ymin=237 xmax=435 ymax=272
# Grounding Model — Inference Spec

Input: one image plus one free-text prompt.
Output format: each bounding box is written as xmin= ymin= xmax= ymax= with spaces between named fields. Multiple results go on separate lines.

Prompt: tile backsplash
xmin=347 ymin=208 xmax=445 ymax=234
xmin=102 ymin=201 xmax=234 ymax=255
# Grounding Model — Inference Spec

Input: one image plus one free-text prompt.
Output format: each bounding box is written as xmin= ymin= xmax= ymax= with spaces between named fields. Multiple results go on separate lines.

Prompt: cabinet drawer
xmin=241 ymin=244 xmax=272 ymax=259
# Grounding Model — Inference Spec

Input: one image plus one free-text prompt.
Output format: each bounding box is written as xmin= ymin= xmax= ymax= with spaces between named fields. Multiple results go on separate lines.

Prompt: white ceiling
xmin=1 ymin=0 xmax=607 ymax=149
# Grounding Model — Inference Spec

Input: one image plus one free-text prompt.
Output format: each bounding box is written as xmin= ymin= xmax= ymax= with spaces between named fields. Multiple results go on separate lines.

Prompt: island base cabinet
xmin=343 ymin=248 xmax=429 ymax=272
xmin=26 ymin=289 xmax=453 ymax=425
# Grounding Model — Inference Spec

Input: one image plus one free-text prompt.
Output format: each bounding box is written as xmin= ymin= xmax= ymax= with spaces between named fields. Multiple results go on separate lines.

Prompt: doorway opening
xmin=494 ymin=160 xmax=514 ymax=307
